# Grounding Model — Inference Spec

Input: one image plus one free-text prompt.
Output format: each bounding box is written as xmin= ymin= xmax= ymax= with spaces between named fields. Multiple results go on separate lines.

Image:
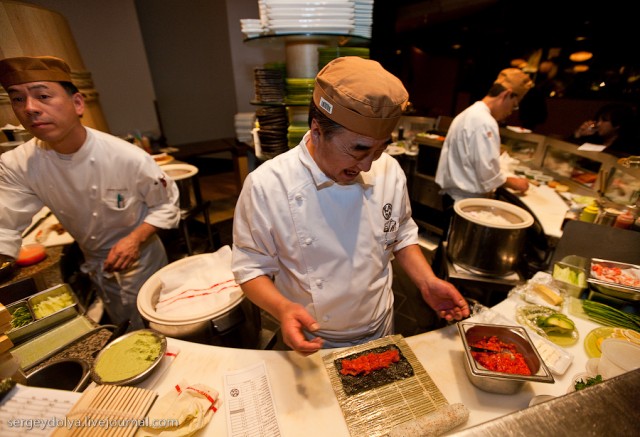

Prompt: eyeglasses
xmin=511 ymin=94 xmax=520 ymax=111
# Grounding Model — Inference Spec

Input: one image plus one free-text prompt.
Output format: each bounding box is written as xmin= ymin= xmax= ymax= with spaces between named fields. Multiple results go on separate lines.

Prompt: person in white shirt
xmin=435 ymin=68 xmax=532 ymax=207
xmin=232 ymin=57 xmax=469 ymax=356
xmin=0 ymin=56 xmax=180 ymax=329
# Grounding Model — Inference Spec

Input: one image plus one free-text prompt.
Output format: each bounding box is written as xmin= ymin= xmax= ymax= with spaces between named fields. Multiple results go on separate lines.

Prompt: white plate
xmin=270 ymin=24 xmax=353 ymax=32
xmin=268 ymin=11 xmax=354 ymax=19
xmin=152 ymin=153 xmax=174 ymax=166
xmin=269 ymin=19 xmax=354 ymax=26
xmin=268 ymin=2 xmax=355 ymax=9
xmin=267 ymin=0 xmax=354 ymax=4
xmin=162 ymin=163 xmax=198 ymax=180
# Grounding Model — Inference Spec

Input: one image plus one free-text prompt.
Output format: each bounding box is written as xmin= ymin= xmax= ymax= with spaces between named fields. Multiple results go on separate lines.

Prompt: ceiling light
xmin=573 ymin=65 xmax=589 ymax=73
xmin=570 ymin=51 xmax=593 ymax=62
xmin=510 ymin=58 xmax=527 ymax=68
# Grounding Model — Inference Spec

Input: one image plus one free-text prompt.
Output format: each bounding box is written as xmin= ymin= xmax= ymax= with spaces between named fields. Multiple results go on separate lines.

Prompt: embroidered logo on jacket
xmin=382 ymin=203 xmax=397 ymax=232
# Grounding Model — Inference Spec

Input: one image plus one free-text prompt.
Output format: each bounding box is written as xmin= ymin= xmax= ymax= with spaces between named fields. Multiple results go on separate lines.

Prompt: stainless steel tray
xmin=588 ymin=258 xmax=640 ymax=302
xmin=7 ymin=284 xmax=82 ymax=344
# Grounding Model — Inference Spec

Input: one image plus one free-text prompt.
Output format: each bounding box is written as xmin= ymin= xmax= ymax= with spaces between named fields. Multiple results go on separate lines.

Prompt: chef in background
xmin=0 ymin=56 xmax=180 ymax=329
xmin=436 ymin=68 xmax=532 ymax=207
xmin=232 ymin=57 xmax=469 ymax=356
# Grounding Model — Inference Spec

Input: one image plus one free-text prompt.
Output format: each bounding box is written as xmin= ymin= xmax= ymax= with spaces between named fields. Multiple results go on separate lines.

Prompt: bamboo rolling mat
xmin=323 ymin=335 xmax=449 ymax=437
xmin=51 ymin=385 xmax=157 ymax=437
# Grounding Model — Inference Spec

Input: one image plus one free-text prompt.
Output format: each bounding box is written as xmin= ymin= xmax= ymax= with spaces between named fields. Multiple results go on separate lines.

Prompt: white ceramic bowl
xmin=598 ymin=338 xmax=640 ymax=379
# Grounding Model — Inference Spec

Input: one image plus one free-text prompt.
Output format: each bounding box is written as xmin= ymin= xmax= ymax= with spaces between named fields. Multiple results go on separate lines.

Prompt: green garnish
xmin=574 ymin=374 xmax=603 ymax=391
xmin=582 ymin=300 xmax=640 ymax=332
xmin=9 ymin=306 xmax=32 ymax=330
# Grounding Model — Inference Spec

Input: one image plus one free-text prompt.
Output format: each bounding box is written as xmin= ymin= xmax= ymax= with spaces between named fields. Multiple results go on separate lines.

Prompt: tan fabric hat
xmin=495 ymin=68 xmax=533 ymax=100
xmin=313 ymin=56 xmax=408 ymax=139
xmin=0 ymin=56 xmax=72 ymax=89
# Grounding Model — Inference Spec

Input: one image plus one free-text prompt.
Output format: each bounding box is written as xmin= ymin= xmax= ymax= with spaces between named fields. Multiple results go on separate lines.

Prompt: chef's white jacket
xmin=0 ymin=127 xmax=180 ymax=326
xmin=0 ymin=127 xmax=179 ymax=261
xmin=435 ymin=101 xmax=507 ymax=201
xmin=232 ymin=132 xmax=420 ymax=346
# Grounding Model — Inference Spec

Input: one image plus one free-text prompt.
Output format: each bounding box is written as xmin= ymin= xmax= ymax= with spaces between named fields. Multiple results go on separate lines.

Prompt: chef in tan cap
xmin=232 ymin=57 xmax=469 ymax=355
xmin=435 ymin=67 xmax=533 ymax=224
xmin=0 ymin=56 xmax=180 ymax=330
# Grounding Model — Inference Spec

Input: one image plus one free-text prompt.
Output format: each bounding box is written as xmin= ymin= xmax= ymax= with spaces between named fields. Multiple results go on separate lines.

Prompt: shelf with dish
xmin=246 ymin=32 xmax=371 ymax=160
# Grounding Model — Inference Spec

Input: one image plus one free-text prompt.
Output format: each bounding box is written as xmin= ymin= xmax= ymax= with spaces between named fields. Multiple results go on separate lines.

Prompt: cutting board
xmin=22 ymin=207 xmax=74 ymax=247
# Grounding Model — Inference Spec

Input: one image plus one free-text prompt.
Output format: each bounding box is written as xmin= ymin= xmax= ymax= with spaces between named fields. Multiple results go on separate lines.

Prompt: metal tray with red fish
xmin=588 ymin=258 xmax=640 ymax=301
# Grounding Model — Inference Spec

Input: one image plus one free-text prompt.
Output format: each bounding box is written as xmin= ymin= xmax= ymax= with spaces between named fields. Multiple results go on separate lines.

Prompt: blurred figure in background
xmin=571 ymin=103 xmax=638 ymax=158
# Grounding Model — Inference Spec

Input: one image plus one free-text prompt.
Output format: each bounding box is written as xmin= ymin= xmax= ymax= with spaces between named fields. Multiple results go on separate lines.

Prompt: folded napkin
xmin=155 ymin=245 xmax=242 ymax=318
xmin=142 ymin=379 xmax=219 ymax=436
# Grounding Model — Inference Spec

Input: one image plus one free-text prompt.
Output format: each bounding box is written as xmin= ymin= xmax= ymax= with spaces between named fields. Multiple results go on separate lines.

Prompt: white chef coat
xmin=435 ymin=101 xmax=507 ymax=201
xmin=0 ymin=127 xmax=180 ymax=326
xmin=232 ymin=132 xmax=419 ymax=347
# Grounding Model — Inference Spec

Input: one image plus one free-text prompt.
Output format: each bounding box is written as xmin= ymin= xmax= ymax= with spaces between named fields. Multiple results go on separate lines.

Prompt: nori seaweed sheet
xmin=334 ymin=344 xmax=414 ymax=396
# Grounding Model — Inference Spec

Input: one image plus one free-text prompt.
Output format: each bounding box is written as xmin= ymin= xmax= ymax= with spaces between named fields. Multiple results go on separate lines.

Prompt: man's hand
xmin=505 ymin=176 xmax=529 ymax=194
xmin=103 ymin=223 xmax=157 ymax=272
xmin=278 ymin=301 xmax=324 ymax=356
xmin=421 ymin=277 xmax=470 ymax=322
xmin=104 ymin=234 xmax=141 ymax=272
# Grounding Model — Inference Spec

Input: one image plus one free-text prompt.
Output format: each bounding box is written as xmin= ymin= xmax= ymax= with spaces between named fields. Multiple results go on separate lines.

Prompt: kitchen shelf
xmin=243 ymin=33 xmax=369 ymax=47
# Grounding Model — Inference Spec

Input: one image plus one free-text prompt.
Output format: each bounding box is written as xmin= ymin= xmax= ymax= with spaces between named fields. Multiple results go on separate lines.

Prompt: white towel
xmin=155 ymin=246 xmax=243 ymax=319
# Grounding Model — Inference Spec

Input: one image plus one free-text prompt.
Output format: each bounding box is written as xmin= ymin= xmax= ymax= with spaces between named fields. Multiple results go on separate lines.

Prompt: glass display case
xmin=537 ymin=138 xmax=618 ymax=192
xmin=602 ymin=165 xmax=640 ymax=207
xmin=499 ymin=129 xmax=546 ymax=165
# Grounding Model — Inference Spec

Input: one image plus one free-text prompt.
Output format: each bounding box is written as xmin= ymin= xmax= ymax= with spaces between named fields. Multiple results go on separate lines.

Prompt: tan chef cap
xmin=313 ymin=56 xmax=409 ymax=139
xmin=0 ymin=56 xmax=72 ymax=89
xmin=495 ymin=68 xmax=533 ymax=100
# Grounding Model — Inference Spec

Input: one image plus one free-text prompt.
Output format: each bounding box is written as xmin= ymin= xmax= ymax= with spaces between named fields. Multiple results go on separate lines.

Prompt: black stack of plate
xmin=256 ymin=106 xmax=289 ymax=159
xmin=254 ymin=64 xmax=286 ymax=104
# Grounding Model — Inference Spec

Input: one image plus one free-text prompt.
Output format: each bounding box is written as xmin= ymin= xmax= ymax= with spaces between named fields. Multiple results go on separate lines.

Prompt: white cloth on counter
xmin=142 ymin=379 xmax=219 ymax=436
xmin=155 ymin=245 xmax=242 ymax=318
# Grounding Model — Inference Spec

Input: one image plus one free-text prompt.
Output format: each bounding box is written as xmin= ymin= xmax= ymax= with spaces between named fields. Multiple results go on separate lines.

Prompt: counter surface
xmin=514 ymin=184 xmax=569 ymax=238
xmin=144 ymin=294 xmax=606 ymax=436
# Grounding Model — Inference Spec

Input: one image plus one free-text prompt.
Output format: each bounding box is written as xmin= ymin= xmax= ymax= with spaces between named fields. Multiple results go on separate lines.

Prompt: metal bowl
xmin=588 ymin=258 xmax=640 ymax=301
xmin=91 ymin=329 xmax=167 ymax=386
xmin=457 ymin=322 xmax=554 ymax=394
xmin=0 ymin=257 xmax=16 ymax=282
xmin=448 ymin=198 xmax=534 ymax=276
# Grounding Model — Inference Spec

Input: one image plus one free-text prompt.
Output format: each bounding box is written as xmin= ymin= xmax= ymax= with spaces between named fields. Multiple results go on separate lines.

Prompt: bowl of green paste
xmin=91 ymin=329 xmax=167 ymax=385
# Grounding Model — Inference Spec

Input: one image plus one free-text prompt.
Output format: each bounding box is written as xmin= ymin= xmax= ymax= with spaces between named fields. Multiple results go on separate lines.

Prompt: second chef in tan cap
xmin=232 ymin=57 xmax=469 ymax=355
xmin=435 ymin=67 xmax=534 ymax=238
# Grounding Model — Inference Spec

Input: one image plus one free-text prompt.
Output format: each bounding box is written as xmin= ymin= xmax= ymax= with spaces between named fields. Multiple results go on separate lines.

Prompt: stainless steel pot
xmin=447 ymin=198 xmax=534 ymax=276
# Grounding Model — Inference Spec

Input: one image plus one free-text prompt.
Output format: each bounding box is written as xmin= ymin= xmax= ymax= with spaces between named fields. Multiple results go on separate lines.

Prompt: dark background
xmin=369 ymin=0 xmax=638 ymax=136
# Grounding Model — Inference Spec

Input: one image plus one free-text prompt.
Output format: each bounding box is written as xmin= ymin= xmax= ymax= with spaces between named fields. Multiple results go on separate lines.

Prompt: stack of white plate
xmin=265 ymin=0 xmax=355 ymax=35
xmin=235 ymin=112 xmax=256 ymax=144
xmin=353 ymin=0 xmax=374 ymax=38
xmin=258 ymin=0 xmax=269 ymax=29
xmin=240 ymin=18 xmax=264 ymax=38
